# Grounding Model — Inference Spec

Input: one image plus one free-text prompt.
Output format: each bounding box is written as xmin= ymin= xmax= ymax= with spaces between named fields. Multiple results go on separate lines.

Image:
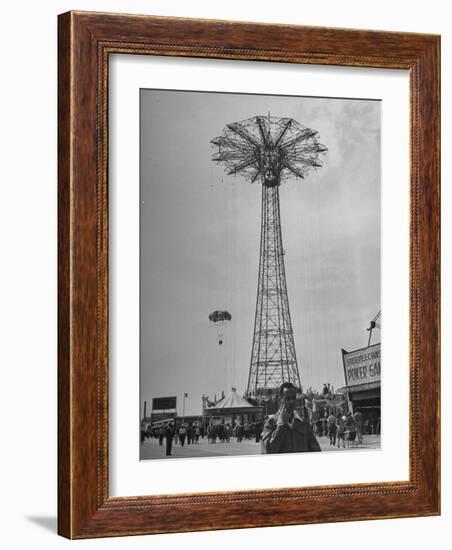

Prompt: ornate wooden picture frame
xmin=58 ymin=11 xmax=440 ymax=539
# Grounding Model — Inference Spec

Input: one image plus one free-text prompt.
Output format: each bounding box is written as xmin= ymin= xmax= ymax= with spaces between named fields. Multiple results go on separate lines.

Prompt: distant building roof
xmin=208 ymin=389 xmax=256 ymax=410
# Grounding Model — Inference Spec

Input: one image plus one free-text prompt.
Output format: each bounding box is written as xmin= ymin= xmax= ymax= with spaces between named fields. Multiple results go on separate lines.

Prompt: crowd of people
xmin=206 ymin=420 xmax=264 ymax=444
xmin=315 ymin=410 xmax=365 ymax=448
xmin=141 ymin=399 xmax=379 ymax=456
xmin=152 ymin=422 xmax=201 ymax=455
xmin=141 ymin=419 xmax=265 ymax=456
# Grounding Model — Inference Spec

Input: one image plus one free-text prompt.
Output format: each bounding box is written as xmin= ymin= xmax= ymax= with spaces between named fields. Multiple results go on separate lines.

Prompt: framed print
xmin=58 ymin=11 xmax=440 ymax=538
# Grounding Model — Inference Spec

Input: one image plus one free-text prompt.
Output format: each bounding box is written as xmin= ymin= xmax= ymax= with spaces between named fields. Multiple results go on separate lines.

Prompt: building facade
xmin=340 ymin=343 xmax=381 ymax=434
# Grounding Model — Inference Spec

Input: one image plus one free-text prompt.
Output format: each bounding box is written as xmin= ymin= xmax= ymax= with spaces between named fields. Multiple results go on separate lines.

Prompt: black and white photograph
xmin=139 ymin=88 xmax=381 ymax=460
xmin=0 ymin=0 xmax=445 ymax=545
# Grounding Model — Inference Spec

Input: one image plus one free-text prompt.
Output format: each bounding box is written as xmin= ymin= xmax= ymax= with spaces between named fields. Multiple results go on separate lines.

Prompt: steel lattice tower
xmin=211 ymin=115 xmax=327 ymax=398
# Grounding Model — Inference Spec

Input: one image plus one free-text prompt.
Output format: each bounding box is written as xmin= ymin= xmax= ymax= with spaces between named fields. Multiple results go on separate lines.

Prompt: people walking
xmin=179 ymin=423 xmax=187 ymax=446
xmin=207 ymin=424 xmax=216 ymax=444
xmin=158 ymin=426 xmax=165 ymax=446
xmin=236 ymin=423 xmax=244 ymax=443
xmin=353 ymin=409 xmax=363 ymax=444
xmin=345 ymin=412 xmax=357 ymax=447
xmin=327 ymin=412 xmax=337 ymax=446
xmin=336 ymin=413 xmax=345 ymax=448
xmin=165 ymin=423 xmax=174 ymax=456
xmin=217 ymin=424 xmax=225 ymax=443
xmin=323 ymin=415 xmax=328 ymax=438
xmin=224 ymin=423 xmax=231 ymax=443
xmin=254 ymin=420 xmax=263 ymax=443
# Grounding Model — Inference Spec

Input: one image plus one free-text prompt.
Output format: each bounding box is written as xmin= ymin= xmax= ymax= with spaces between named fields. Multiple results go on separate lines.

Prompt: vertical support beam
xmin=247 ymin=181 xmax=301 ymax=397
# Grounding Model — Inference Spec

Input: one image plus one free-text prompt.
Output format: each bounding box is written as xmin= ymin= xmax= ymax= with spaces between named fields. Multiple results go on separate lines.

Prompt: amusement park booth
xmin=203 ymin=388 xmax=263 ymax=426
xmin=340 ymin=343 xmax=381 ymax=435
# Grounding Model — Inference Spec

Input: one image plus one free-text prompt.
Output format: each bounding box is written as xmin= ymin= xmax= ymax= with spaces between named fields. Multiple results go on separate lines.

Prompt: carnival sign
xmin=342 ymin=343 xmax=381 ymax=387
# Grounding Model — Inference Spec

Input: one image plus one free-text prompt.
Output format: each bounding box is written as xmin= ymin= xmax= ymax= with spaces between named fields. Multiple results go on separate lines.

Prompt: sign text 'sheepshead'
xmin=342 ymin=344 xmax=381 ymax=387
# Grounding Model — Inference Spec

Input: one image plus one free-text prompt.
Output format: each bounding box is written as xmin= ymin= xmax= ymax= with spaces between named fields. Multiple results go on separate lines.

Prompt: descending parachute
xmin=208 ymin=310 xmax=232 ymax=345
xmin=208 ymin=310 xmax=232 ymax=323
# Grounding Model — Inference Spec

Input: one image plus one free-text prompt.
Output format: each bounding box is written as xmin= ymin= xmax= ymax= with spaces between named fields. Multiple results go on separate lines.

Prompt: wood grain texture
xmin=57 ymin=10 xmax=72 ymax=538
xmin=57 ymin=10 xmax=440 ymax=539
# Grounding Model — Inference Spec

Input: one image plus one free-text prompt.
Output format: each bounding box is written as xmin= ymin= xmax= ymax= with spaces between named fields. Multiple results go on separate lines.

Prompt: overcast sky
xmin=140 ymin=89 xmax=380 ymax=417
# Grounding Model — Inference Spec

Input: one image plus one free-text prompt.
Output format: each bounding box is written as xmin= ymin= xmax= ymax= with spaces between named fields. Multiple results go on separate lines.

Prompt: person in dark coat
xmin=236 ymin=423 xmax=244 ymax=443
xmin=327 ymin=412 xmax=337 ymax=446
xmin=165 ymin=423 xmax=174 ymax=456
xmin=262 ymin=382 xmax=321 ymax=454
xmin=254 ymin=420 xmax=263 ymax=443
xmin=186 ymin=424 xmax=192 ymax=445
xmin=179 ymin=424 xmax=187 ymax=446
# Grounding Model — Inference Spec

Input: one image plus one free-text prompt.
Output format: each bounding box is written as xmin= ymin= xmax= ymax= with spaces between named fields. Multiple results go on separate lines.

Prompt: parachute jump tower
xmin=211 ymin=115 xmax=327 ymax=398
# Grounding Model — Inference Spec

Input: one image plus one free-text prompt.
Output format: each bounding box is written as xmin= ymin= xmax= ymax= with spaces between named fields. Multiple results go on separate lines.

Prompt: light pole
xmin=182 ymin=392 xmax=188 ymax=422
